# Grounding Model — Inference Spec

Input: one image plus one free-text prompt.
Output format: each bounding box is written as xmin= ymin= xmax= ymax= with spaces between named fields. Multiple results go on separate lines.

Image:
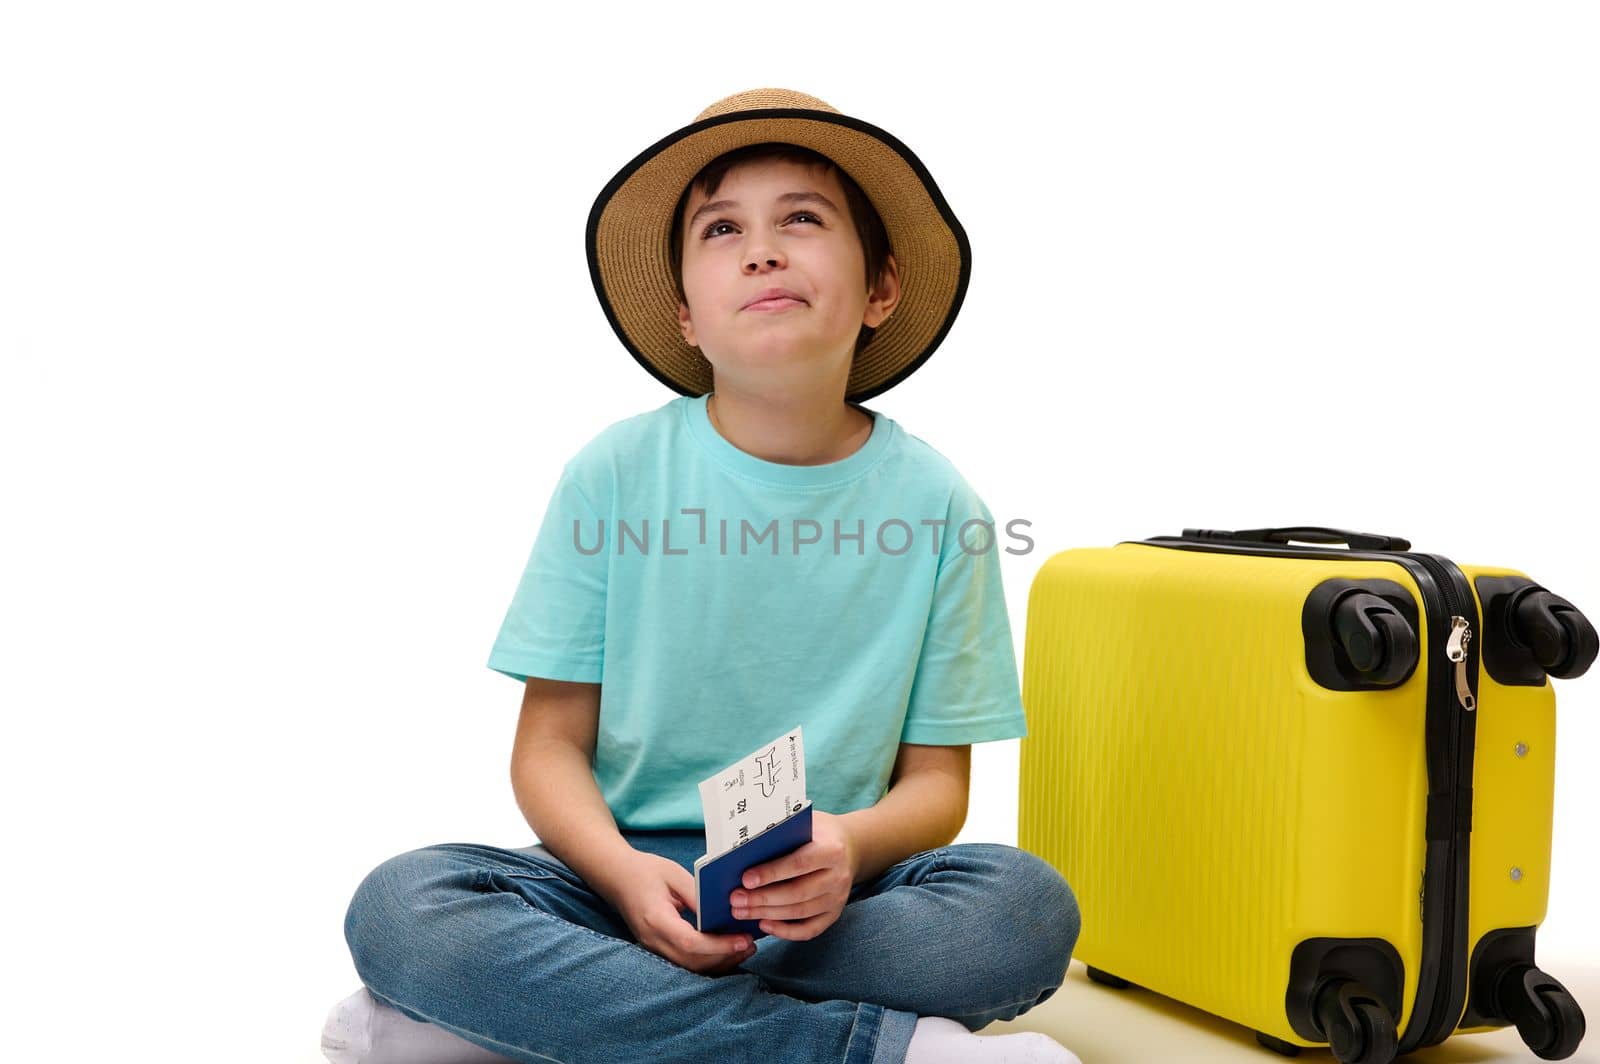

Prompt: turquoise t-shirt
xmin=487 ymin=392 xmax=1027 ymax=831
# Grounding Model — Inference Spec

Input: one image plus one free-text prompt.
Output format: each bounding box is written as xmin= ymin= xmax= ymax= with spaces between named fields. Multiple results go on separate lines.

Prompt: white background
xmin=4 ymin=2 xmax=1595 ymax=1060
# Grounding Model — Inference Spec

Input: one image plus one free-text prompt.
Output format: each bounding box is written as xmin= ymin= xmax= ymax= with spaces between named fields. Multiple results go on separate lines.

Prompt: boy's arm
xmin=509 ymin=677 xmax=637 ymax=905
xmin=839 ymin=742 xmax=970 ymax=885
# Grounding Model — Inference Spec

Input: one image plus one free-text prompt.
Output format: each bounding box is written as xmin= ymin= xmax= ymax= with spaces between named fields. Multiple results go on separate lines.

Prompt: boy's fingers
xmin=661 ymin=863 xmax=697 ymax=908
xmin=733 ymin=869 xmax=829 ymax=909
xmin=739 ymin=896 xmax=826 ymax=921
xmin=759 ymin=912 xmax=831 ymax=941
xmin=744 ymin=844 xmax=820 ymax=889
xmin=756 ymin=919 xmax=791 ymax=941
xmin=702 ymin=945 xmax=757 ymax=977
xmin=664 ymin=914 xmax=748 ymax=958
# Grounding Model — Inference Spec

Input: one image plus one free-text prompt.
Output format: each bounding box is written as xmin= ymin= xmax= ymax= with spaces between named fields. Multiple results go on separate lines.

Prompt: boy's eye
xmin=701 ymin=211 xmax=822 ymax=239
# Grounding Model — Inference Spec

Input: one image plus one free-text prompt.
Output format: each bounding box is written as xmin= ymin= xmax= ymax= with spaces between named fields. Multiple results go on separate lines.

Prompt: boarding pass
xmin=697 ymin=726 xmax=807 ymax=859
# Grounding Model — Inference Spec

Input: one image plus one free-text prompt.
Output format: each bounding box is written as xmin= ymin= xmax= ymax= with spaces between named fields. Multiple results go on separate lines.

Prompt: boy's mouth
xmin=744 ymin=297 xmax=806 ymax=312
xmin=742 ymin=287 xmax=808 ymax=312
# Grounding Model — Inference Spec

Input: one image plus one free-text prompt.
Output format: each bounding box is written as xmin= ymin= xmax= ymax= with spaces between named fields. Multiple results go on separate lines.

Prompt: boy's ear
xmin=677 ymin=300 xmax=697 ymax=348
xmin=862 ymin=253 xmax=901 ymax=329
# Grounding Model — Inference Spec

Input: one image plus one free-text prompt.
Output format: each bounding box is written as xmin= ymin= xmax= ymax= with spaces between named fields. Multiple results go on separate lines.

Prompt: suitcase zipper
xmin=1446 ymin=616 xmax=1475 ymax=712
xmin=1418 ymin=553 xmax=1477 ymax=714
xmin=1404 ymin=551 xmax=1481 ymax=1051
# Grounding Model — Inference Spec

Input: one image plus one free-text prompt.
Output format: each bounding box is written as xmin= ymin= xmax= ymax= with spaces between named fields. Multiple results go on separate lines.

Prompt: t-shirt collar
xmin=684 ymin=391 xmax=893 ymax=488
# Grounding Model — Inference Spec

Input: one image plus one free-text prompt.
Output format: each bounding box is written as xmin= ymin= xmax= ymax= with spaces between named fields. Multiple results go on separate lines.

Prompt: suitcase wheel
xmin=1331 ymin=591 xmax=1419 ymax=685
xmin=1509 ymin=590 xmax=1599 ymax=680
xmin=1313 ymin=979 xmax=1397 ymax=1064
xmin=1494 ymin=965 xmax=1587 ymax=1060
xmin=1085 ymin=966 xmax=1135 ymax=990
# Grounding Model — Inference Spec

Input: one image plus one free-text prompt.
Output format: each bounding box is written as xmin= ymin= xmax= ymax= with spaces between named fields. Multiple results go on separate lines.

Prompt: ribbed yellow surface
xmin=1457 ymin=565 xmax=1556 ymax=1035
xmin=1019 ymin=543 xmax=1434 ymax=1047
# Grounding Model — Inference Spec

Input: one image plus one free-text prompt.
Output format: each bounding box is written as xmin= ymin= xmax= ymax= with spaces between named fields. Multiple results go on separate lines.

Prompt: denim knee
xmin=915 ymin=843 xmax=1079 ymax=1030
xmin=964 ymin=844 xmax=1080 ymax=992
xmin=343 ymin=846 xmax=456 ymax=992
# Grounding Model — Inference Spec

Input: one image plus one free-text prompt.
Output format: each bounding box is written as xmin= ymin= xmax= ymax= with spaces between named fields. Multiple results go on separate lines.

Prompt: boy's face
xmin=676 ymin=157 xmax=898 ymax=396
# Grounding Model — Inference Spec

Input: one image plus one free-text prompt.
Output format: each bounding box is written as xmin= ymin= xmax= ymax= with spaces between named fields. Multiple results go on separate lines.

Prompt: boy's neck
xmin=706 ymin=387 xmax=873 ymax=467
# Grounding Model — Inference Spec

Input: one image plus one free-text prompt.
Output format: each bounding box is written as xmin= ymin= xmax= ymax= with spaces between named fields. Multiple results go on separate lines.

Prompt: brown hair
xmin=668 ymin=142 xmax=893 ymax=360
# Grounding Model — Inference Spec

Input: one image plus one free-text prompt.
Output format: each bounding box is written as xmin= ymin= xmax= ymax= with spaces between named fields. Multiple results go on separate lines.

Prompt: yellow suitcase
xmin=1019 ymin=526 xmax=1595 ymax=1063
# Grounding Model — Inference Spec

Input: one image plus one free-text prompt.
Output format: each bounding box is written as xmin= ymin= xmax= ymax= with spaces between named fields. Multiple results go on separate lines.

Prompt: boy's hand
xmin=728 ymin=809 xmax=859 ymax=942
xmin=603 ymin=850 xmax=758 ymax=976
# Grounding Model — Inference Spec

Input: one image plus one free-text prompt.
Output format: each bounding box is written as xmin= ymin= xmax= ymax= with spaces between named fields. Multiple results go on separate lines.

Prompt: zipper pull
xmin=1446 ymin=615 xmax=1475 ymax=711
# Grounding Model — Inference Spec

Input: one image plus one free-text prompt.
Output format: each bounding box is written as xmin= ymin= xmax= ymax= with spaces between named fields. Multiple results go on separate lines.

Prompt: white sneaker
xmin=320 ymin=987 xmax=517 ymax=1064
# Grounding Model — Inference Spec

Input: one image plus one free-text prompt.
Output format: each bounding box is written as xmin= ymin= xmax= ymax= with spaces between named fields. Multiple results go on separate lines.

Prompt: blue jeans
xmin=343 ymin=829 xmax=1079 ymax=1064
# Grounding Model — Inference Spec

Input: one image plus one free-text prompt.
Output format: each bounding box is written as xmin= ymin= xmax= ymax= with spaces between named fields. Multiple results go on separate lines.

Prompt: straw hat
xmin=585 ymin=87 xmax=972 ymax=403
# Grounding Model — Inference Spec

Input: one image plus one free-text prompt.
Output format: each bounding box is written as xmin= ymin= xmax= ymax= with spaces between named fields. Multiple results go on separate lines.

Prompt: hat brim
xmin=586 ymin=107 xmax=971 ymax=403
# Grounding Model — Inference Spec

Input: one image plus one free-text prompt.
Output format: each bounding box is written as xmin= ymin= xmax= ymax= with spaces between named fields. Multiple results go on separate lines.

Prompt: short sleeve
xmin=900 ymin=481 xmax=1028 ymax=745
xmin=486 ymin=466 xmax=608 ymax=684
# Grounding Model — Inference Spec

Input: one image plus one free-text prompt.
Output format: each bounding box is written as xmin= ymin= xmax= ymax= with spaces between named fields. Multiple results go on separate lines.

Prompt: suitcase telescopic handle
xmin=1181 ymin=526 xmax=1412 ymax=552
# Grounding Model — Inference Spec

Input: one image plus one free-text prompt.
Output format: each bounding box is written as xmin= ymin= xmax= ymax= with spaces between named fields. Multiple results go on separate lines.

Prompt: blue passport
xmin=693 ymin=800 xmax=814 ymax=938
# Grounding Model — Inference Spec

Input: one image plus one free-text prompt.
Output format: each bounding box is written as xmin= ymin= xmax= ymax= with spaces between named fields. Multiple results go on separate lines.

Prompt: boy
xmin=326 ymin=87 xmax=1080 ymax=1064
